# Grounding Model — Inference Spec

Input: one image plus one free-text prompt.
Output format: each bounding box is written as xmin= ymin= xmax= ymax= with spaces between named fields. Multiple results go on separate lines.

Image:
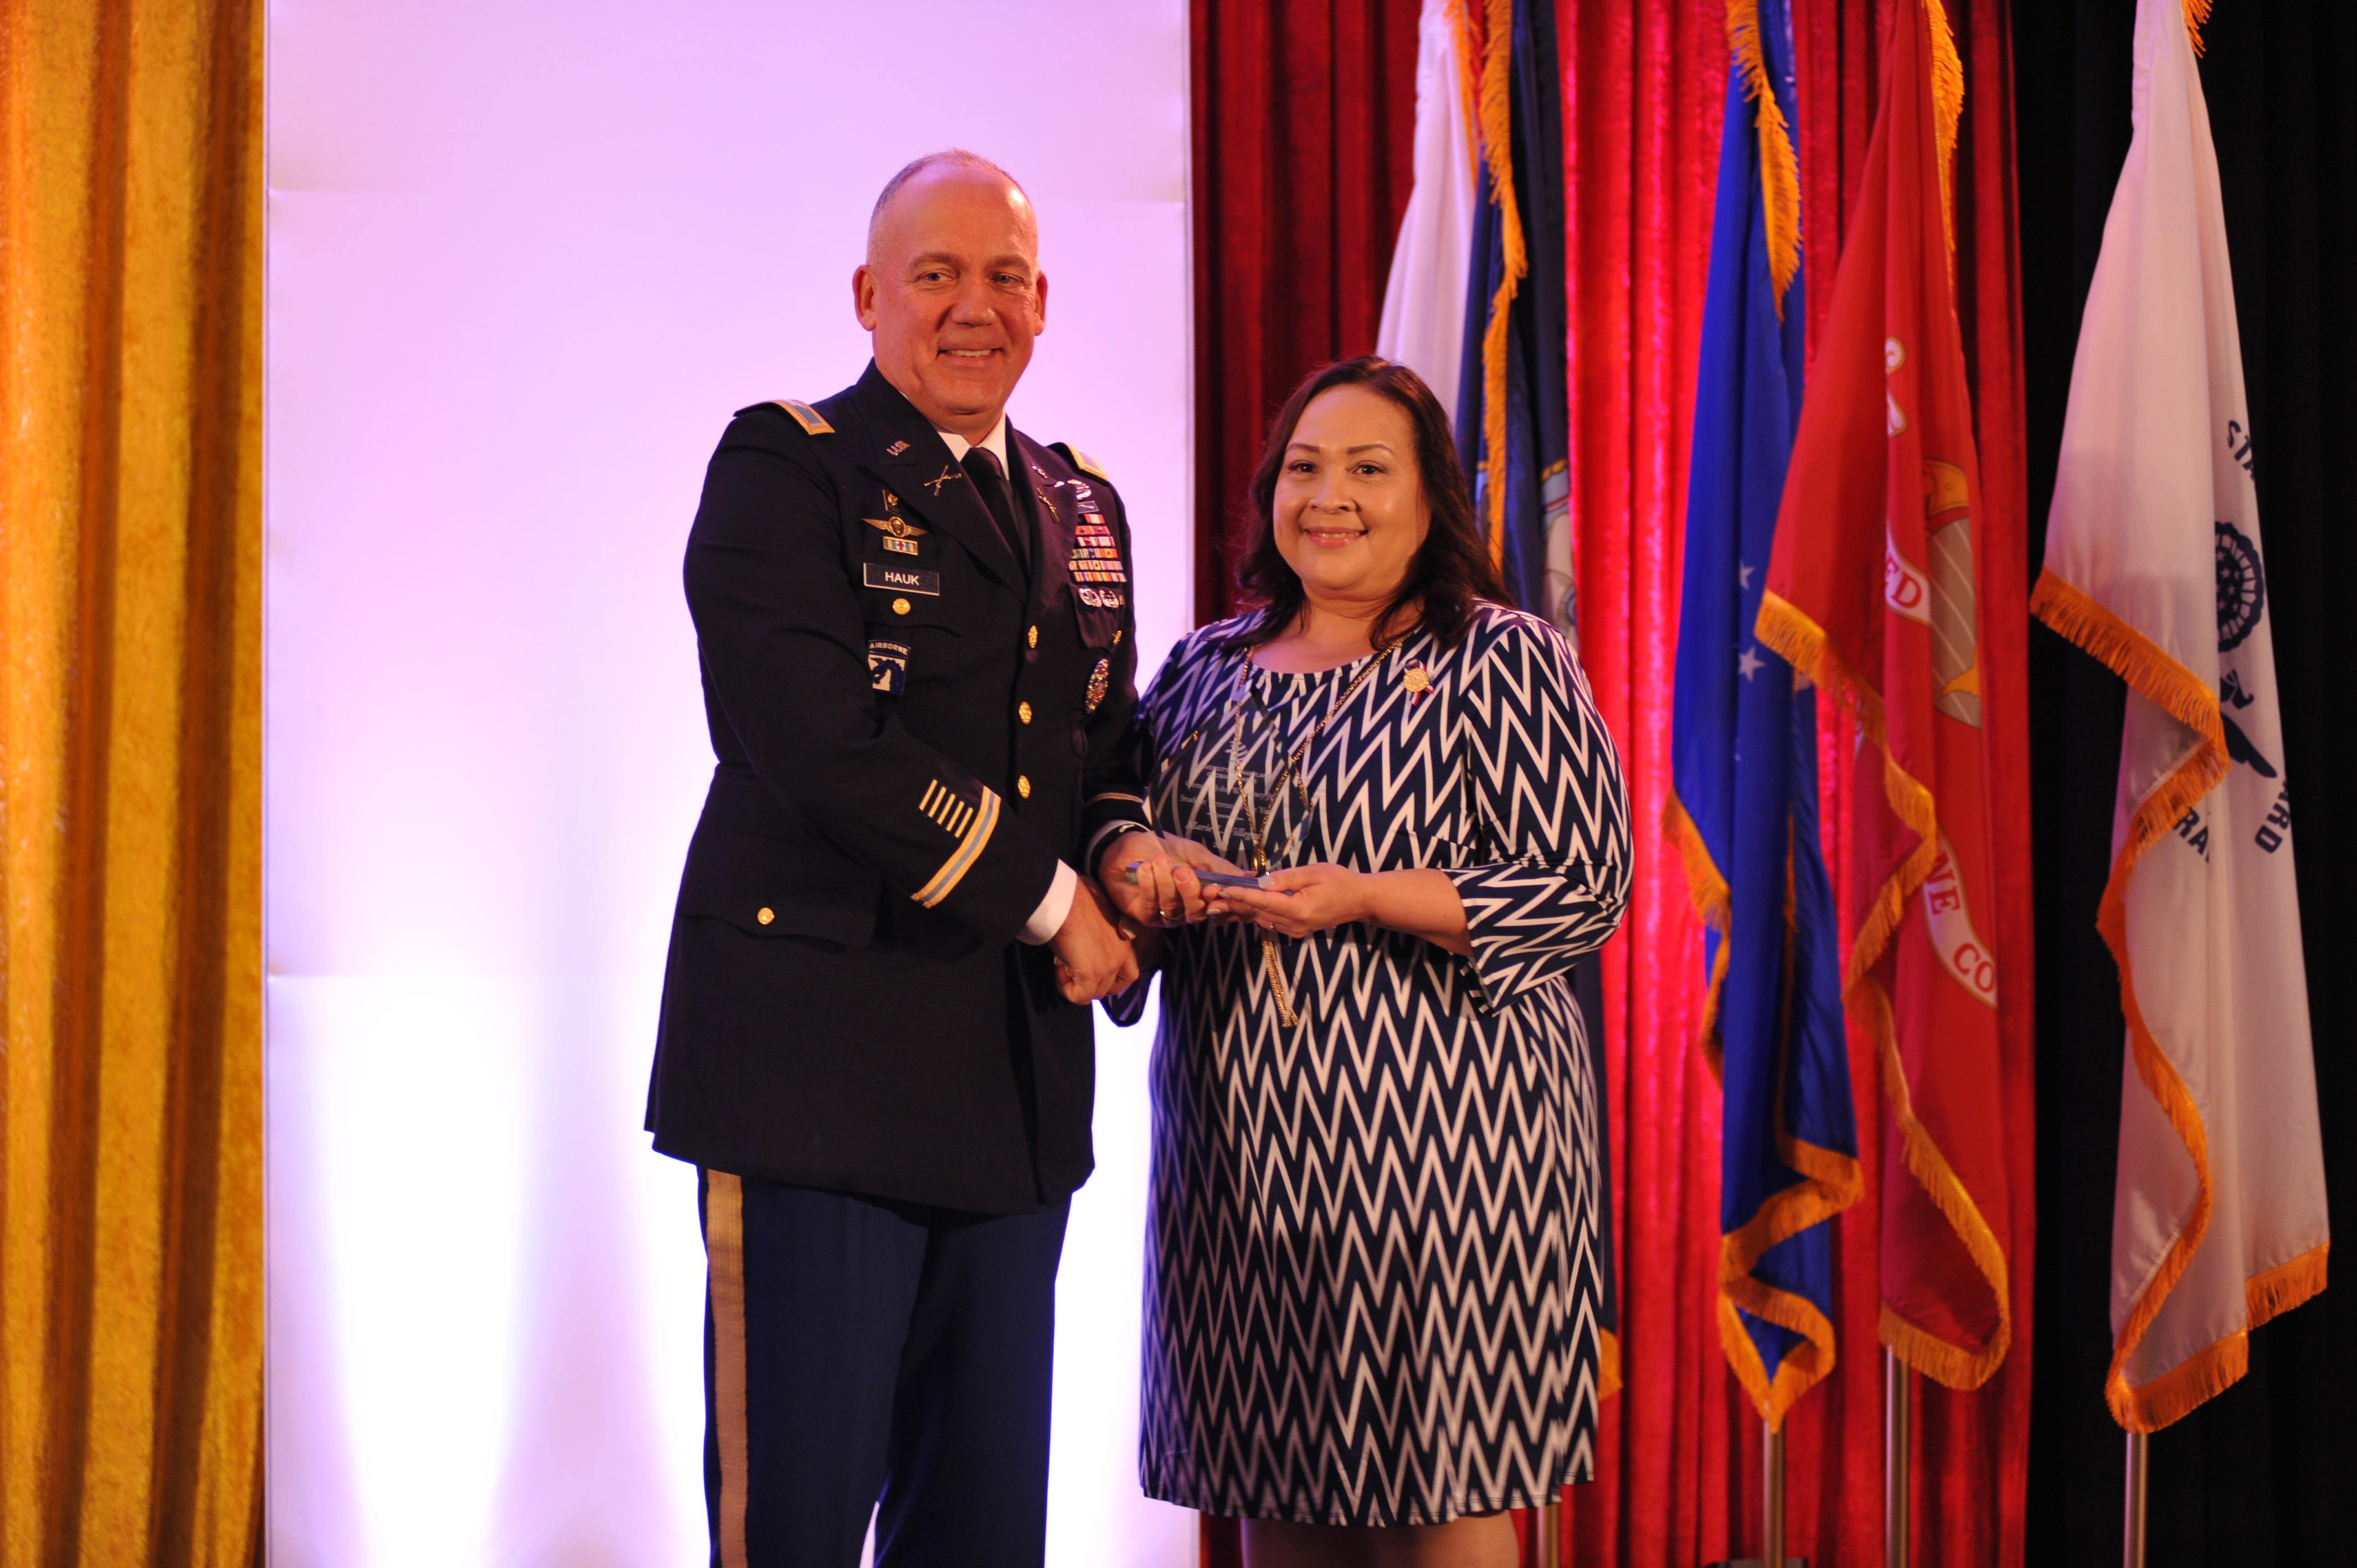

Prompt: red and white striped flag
xmin=2033 ymin=0 xmax=2329 ymax=1432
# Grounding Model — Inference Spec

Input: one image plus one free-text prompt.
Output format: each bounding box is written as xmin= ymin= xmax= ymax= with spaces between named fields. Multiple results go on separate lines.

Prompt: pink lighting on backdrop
xmin=266 ymin=3 xmax=1195 ymax=1563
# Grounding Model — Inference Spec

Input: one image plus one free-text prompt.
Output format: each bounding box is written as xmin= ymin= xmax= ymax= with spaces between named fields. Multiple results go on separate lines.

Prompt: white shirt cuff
xmin=1021 ymin=861 xmax=1079 ymax=945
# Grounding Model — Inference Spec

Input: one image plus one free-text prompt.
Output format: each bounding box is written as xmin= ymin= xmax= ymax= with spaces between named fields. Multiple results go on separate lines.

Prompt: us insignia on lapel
xmin=885 ymin=440 xmax=910 ymax=456
xmin=1085 ymin=657 xmax=1111 ymax=713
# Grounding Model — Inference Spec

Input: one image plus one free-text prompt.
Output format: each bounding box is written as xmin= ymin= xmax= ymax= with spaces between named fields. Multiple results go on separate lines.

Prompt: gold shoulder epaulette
xmin=1054 ymin=441 xmax=1108 ymax=481
xmin=769 ymin=399 xmax=835 ymax=436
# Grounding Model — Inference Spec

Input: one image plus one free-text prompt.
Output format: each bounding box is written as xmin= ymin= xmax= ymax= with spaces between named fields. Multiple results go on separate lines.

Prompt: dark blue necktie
xmin=961 ymin=446 xmax=1028 ymax=569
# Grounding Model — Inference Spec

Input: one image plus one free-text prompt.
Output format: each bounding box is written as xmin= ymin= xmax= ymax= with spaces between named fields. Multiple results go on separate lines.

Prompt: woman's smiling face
xmin=1271 ymin=384 xmax=1432 ymax=615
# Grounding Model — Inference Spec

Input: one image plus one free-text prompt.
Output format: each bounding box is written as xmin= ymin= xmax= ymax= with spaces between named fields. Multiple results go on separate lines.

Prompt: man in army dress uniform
xmin=645 ymin=151 xmax=1178 ymax=1566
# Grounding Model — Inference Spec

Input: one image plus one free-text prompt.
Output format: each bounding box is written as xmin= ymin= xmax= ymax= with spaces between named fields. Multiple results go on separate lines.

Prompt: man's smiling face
xmin=855 ymin=164 xmax=1048 ymax=440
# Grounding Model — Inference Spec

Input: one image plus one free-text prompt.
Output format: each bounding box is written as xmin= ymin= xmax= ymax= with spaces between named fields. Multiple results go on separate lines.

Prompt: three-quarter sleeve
xmin=1443 ymin=615 xmax=1633 ymax=1012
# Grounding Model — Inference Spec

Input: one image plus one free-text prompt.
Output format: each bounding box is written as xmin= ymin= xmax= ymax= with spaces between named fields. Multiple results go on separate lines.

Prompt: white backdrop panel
xmin=266 ymin=4 xmax=1194 ymax=1564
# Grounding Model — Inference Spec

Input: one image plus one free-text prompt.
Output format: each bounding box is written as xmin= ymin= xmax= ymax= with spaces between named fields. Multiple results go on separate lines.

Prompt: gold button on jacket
xmin=1018 ymin=701 xmax=1033 ymax=725
xmin=1017 ymin=775 xmax=1032 ymax=799
xmin=756 ymin=906 xmax=775 ymax=925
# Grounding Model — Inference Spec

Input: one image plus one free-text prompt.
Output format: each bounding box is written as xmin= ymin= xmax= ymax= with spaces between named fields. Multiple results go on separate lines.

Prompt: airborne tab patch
xmin=868 ymin=638 xmax=910 ymax=694
xmin=769 ymin=399 xmax=835 ymax=436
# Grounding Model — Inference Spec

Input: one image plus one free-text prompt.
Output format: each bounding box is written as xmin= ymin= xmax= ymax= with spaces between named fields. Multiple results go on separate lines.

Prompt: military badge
xmin=866 ymin=514 xmax=927 ymax=556
xmin=868 ymin=638 xmax=910 ymax=694
xmin=1085 ymin=657 xmax=1112 ymax=714
xmin=884 ymin=440 xmax=910 ymax=457
xmin=1068 ymin=521 xmax=1126 ymax=587
xmin=1401 ymin=658 xmax=1435 ymax=709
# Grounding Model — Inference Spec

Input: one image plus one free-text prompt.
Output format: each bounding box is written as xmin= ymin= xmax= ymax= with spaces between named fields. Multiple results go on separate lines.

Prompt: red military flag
xmin=1754 ymin=0 xmax=2012 ymax=1388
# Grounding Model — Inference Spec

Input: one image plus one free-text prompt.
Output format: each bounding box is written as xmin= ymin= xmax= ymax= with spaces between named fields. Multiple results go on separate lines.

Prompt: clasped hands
xmin=1052 ymin=829 xmax=1376 ymax=1003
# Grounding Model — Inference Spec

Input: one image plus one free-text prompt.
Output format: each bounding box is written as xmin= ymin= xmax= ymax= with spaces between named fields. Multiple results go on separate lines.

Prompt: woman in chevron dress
xmin=1105 ymin=359 xmax=1630 ymax=1566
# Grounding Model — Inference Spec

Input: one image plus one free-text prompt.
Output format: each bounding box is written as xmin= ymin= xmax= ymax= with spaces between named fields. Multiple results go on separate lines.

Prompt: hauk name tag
xmin=862 ymin=563 xmax=940 ymax=596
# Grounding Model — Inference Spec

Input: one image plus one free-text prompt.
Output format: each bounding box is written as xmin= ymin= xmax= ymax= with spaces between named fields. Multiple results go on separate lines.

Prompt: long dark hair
xmin=1219 ymin=355 xmax=1507 ymax=652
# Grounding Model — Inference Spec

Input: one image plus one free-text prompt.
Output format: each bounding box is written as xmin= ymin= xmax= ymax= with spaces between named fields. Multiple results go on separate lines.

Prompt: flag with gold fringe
xmin=1667 ymin=0 xmax=1860 ymax=1431
xmin=1419 ymin=0 xmax=1620 ymax=1399
xmin=1753 ymin=0 xmax=2014 ymax=1389
xmin=2033 ymin=0 xmax=2328 ymax=1433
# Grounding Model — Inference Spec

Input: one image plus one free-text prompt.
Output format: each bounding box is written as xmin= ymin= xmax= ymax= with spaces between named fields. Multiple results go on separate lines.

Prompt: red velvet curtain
xmin=1187 ymin=4 xmax=2033 ymax=1564
xmin=1190 ymin=0 xmax=1423 ymax=625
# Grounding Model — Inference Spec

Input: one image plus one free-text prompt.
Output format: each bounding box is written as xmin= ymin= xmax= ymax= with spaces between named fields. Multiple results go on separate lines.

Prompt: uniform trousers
xmin=698 ymin=1169 xmax=1070 ymax=1568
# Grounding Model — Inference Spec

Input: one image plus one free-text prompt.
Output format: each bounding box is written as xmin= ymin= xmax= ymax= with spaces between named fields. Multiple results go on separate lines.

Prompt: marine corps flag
xmin=2034 ymin=0 xmax=2328 ymax=1432
xmin=1668 ymin=0 xmax=1860 ymax=1429
xmin=1754 ymin=0 xmax=2013 ymax=1388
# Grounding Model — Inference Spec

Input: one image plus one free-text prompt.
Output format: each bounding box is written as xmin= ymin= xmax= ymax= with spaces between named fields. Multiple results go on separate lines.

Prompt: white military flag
xmin=2033 ymin=0 xmax=2329 ymax=1432
xmin=1375 ymin=0 xmax=1478 ymax=417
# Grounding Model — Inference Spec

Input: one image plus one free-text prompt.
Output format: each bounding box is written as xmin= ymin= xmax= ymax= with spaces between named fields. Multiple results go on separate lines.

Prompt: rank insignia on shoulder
xmin=885 ymin=440 xmax=910 ymax=456
xmin=1085 ymin=657 xmax=1112 ymax=714
xmin=769 ymin=399 xmax=834 ymax=436
xmin=868 ymin=638 xmax=910 ymax=694
xmin=1054 ymin=441 xmax=1109 ymax=482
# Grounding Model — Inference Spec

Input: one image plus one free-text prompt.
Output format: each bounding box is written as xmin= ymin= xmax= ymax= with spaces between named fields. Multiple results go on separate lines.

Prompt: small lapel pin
xmin=924 ymin=466 xmax=955 ymax=496
xmin=884 ymin=440 xmax=909 ymax=457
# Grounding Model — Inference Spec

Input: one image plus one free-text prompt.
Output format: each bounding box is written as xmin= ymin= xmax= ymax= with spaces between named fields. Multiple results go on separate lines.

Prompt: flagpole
xmin=1763 ymin=1419 xmax=1787 ymax=1568
xmin=1539 ymin=1500 xmax=1561 ymax=1568
xmin=1885 ymin=1348 xmax=1911 ymax=1568
xmin=2123 ymin=1432 xmax=2149 ymax=1568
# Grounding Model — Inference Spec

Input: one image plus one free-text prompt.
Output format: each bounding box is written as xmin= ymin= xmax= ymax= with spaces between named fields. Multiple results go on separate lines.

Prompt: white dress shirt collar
xmin=935 ymin=416 xmax=1010 ymax=473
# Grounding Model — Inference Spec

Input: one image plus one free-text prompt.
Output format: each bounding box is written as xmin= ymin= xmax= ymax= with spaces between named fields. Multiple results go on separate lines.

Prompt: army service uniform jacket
xmin=646 ymin=362 xmax=1149 ymax=1215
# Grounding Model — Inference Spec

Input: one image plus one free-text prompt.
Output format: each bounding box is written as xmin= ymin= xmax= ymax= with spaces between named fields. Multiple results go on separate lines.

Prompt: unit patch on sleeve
xmin=867 ymin=638 xmax=910 ymax=694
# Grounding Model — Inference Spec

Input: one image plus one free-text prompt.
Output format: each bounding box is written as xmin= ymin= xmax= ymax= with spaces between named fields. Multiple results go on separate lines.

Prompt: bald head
xmin=853 ymin=150 xmax=1048 ymax=442
xmin=866 ymin=151 xmax=1036 ymax=268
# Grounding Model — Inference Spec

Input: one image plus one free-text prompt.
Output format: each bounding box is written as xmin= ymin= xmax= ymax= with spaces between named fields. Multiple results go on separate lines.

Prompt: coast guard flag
xmin=2033 ymin=0 xmax=2328 ymax=1432
xmin=1754 ymin=0 xmax=2014 ymax=1389
xmin=1667 ymin=0 xmax=1859 ymax=1430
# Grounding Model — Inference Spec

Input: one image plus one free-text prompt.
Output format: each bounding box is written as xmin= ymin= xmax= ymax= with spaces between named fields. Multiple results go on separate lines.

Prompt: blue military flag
xmin=1665 ymin=0 xmax=1860 ymax=1428
xmin=1454 ymin=0 xmax=1573 ymax=640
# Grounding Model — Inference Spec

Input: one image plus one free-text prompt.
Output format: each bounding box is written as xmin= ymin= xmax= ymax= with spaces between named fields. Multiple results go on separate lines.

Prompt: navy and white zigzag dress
xmin=1133 ymin=604 xmax=1633 ymax=1527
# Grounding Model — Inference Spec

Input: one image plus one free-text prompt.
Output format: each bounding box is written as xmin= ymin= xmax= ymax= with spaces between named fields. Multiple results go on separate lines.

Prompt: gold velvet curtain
xmin=1 ymin=1 xmax=263 ymax=1563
